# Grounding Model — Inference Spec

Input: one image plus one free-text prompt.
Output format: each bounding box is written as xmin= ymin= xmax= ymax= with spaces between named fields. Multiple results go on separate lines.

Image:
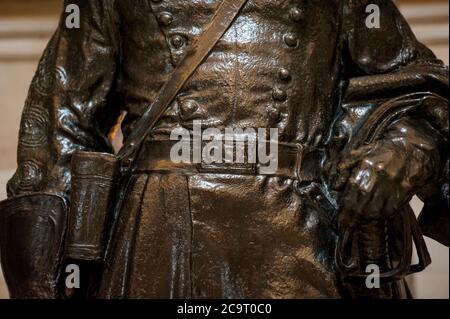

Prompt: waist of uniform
xmin=133 ymin=139 xmax=325 ymax=182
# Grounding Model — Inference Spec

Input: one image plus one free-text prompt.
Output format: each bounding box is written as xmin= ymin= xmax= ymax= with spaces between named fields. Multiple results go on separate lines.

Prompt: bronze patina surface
xmin=1 ymin=0 xmax=448 ymax=299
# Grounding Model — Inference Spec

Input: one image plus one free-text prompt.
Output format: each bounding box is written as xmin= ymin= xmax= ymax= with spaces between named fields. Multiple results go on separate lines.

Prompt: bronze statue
xmin=0 ymin=0 xmax=448 ymax=299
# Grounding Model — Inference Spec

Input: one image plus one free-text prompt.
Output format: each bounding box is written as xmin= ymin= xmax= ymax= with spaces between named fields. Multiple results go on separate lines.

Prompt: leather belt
xmin=134 ymin=140 xmax=324 ymax=182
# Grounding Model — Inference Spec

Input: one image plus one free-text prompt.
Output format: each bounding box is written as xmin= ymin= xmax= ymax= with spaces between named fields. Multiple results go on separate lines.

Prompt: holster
xmin=65 ymin=151 xmax=119 ymax=262
xmin=0 ymin=193 xmax=67 ymax=299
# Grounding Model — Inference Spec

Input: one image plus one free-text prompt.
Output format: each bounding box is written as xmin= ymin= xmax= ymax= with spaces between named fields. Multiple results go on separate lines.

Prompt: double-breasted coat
xmin=4 ymin=0 xmax=449 ymax=298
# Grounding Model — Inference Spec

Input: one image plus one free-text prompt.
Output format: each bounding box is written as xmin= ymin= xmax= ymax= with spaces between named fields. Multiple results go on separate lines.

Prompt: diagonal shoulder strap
xmin=118 ymin=0 xmax=249 ymax=163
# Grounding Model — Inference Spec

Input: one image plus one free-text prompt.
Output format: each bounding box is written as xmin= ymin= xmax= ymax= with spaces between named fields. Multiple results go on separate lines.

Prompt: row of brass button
xmin=270 ymin=6 xmax=305 ymax=120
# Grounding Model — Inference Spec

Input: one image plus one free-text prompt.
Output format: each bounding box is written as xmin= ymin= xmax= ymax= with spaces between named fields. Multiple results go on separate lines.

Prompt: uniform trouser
xmin=97 ymin=171 xmax=341 ymax=299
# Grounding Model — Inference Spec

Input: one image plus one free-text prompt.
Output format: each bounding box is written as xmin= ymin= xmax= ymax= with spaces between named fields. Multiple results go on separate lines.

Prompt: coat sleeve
xmin=338 ymin=0 xmax=449 ymax=245
xmin=7 ymin=0 xmax=121 ymax=199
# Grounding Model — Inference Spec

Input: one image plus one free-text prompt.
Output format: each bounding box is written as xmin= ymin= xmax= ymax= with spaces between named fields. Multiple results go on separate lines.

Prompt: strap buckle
xmin=296 ymin=146 xmax=325 ymax=183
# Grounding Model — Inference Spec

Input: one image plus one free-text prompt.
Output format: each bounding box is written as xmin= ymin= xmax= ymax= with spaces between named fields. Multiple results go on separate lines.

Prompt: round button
xmin=180 ymin=99 xmax=199 ymax=118
xmin=272 ymin=88 xmax=287 ymax=102
xmin=279 ymin=68 xmax=291 ymax=81
xmin=267 ymin=106 xmax=281 ymax=120
xmin=289 ymin=8 xmax=304 ymax=22
xmin=284 ymin=34 xmax=298 ymax=47
xmin=170 ymin=35 xmax=185 ymax=49
xmin=159 ymin=12 xmax=174 ymax=26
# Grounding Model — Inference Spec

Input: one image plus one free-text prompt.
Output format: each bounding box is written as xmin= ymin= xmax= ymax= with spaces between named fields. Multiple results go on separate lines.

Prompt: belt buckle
xmin=198 ymin=138 xmax=258 ymax=175
xmin=200 ymin=162 xmax=258 ymax=175
xmin=199 ymin=162 xmax=257 ymax=175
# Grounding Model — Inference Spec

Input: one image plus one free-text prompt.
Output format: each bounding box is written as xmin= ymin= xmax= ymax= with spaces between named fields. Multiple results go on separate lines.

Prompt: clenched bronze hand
xmin=335 ymin=116 xmax=444 ymax=230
